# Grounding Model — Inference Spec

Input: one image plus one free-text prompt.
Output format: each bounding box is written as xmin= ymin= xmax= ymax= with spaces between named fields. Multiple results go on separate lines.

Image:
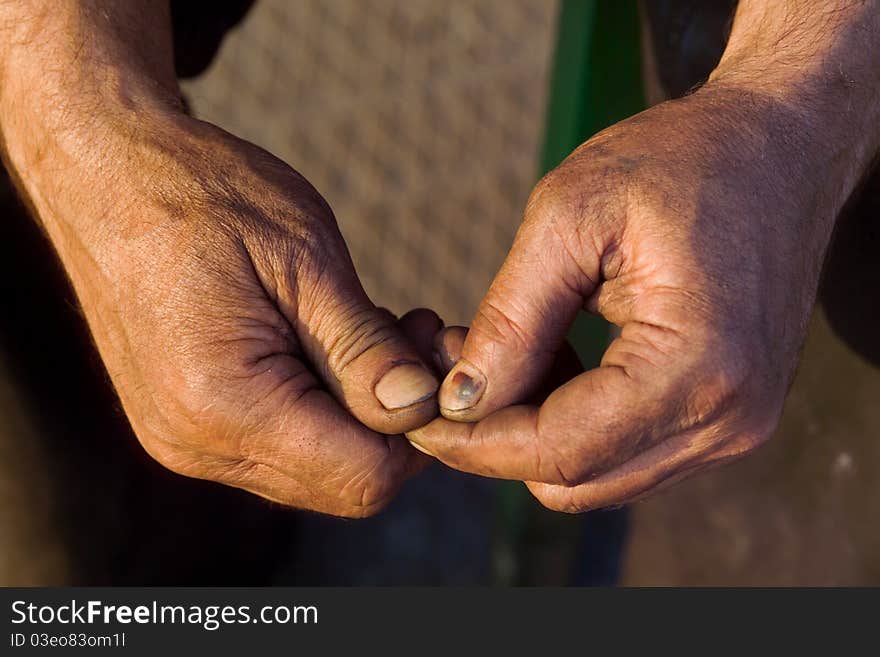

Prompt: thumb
xmin=291 ymin=264 xmax=440 ymax=435
xmin=438 ymin=201 xmax=600 ymax=421
xmin=435 ymin=325 xmax=584 ymax=399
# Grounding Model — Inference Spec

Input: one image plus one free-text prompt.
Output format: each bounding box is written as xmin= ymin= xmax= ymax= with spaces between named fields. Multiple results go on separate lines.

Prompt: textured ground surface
xmin=622 ymin=311 xmax=880 ymax=585
xmin=181 ymin=0 xmax=556 ymax=326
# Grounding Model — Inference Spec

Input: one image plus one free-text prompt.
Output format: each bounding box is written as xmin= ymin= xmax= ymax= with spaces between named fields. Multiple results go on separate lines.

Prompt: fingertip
xmin=438 ymin=358 xmax=487 ymax=420
xmin=406 ymin=437 xmax=435 ymax=457
xmin=320 ymin=307 xmax=443 ymax=434
xmin=404 ymin=414 xmax=471 ymax=464
xmin=398 ymin=308 xmax=444 ymax=365
xmin=376 ymin=306 xmax=398 ymax=322
xmin=374 ymin=362 xmax=439 ymax=411
xmin=398 ymin=307 xmax=443 ymax=334
xmin=432 ymin=325 xmax=468 ymax=374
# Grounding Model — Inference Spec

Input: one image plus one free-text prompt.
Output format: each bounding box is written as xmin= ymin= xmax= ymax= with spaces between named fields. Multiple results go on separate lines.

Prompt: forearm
xmin=0 ymin=0 xmax=183 ymax=239
xmin=709 ymin=0 xmax=880 ymax=202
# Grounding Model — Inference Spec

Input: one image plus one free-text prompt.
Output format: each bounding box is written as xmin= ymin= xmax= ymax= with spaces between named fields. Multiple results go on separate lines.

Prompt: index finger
xmin=408 ymin=327 xmax=699 ymax=485
xmin=163 ymin=356 xmax=430 ymax=517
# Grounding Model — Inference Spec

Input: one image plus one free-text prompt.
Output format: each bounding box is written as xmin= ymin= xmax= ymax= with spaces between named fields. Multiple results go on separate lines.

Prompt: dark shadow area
xmin=642 ymin=0 xmax=736 ymax=98
xmin=172 ymin=0 xmax=257 ymax=79
xmin=284 ymin=464 xmax=493 ymax=586
xmin=572 ymin=508 xmax=630 ymax=586
xmin=819 ymin=170 xmax=880 ymax=368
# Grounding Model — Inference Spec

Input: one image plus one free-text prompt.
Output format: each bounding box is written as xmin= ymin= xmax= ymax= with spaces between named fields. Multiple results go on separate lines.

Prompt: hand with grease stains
xmin=408 ymin=0 xmax=880 ymax=510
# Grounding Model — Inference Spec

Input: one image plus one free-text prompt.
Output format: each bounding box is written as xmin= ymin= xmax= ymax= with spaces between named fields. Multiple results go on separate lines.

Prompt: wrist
xmin=1 ymin=41 xmax=184 ymax=177
xmin=653 ymin=79 xmax=857 ymax=256
xmin=2 ymin=88 xmax=187 ymax=235
xmin=707 ymin=1 xmax=880 ymax=201
xmin=0 ymin=0 xmax=184 ymax=226
xmin=698 ymin=77 xmax=877 ymax=233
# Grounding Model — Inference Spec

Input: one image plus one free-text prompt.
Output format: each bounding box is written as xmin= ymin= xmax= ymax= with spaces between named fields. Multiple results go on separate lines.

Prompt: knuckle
xmin=533 ymin=488 xmax=585 ymax=514
xmin=335 ymin=452 xmax=401 ymax=515
xmin=534 ymin=438 xmax=585 ymax=487
xmin=684 ymin=337 xmax=786 ymax=434
xmin=527 ymin=155 xmax=619 ymax=225
xmin=336 ymin=500 xmax=390 ymax=520
xmin=244 ymin=207 xmax=347 ymax=308
xmin=287 ymin=214 xmax=336 ymax=264
xmin=525 ymin=163 xmax=621 ymax=275
xmin=472 ymin=298 xmax=537 ymax=355
xmin=525 ymin=169 xmax=575 ymax=224
xmin=130 ymin=382 xmax=252 ymax=477
xmin=680 ymin=346 xmax=754 ymax=431
xmin=716 ymin=410 xmax=781 ymax=461
xmin=137 ymin=432 xmax=205 ymax=479
xmin=324 ymin=308 xmax=398 ymax=378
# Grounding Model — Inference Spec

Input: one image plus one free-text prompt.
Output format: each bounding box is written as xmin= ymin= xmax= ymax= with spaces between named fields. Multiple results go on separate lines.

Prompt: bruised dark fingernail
xmin=439 ymin=363 xmax=486 ymax=412
xmin=375 ymin=363 xmax=439 ymax=410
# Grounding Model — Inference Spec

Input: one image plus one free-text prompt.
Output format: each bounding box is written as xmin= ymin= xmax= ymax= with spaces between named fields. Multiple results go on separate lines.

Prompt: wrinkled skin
xmin=26 ymin=114 xmax=442 ymax=517
xmin=408 ymin=85 xmax=856 ymax=512
xmin=3 ymin=1 xmax=879 ymax=519
xmin=1 ymin=0 xmax=448 ymax=518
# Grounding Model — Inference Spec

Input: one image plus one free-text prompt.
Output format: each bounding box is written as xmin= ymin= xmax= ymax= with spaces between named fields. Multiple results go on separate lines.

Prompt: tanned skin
xmin=0 ymin=1 xmax=441 ymax=517
xmin=1 ymin=1 xmax=878 ymax=516
xmin=410 ymin=1 xmax=880 ymax=512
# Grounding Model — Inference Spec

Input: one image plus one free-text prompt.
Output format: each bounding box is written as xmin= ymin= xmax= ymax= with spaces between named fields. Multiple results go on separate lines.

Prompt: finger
xmin=182 ymin=365 xmax=430 ymax=518
xmin=397 ymin=308 xmax=444 ymax=367
xmin=281 ymin=253 xmax=440 ymax=434
xmin=432 ymin=325 xmax=467 ymax=374
xmin=407 ymin=404 xmax=544 ymax=481
xmin=433 ymin=325 xmax=583 ymax=400
xmin=410 ymin=322 xmax=702 ymax=484
xmin=525 ymin=429 xmax=751 ymax=513
xmin=376 ymin=306 xmax=398 ymax=323
xmin=437 ymin=197 xmax=601 ymax=421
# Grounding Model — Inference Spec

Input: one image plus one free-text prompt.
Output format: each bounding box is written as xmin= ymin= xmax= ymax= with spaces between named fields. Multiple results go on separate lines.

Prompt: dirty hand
xmin=0 ymin=2 xmax=440 ymax=517
xmin=409 ymin=0 xmax=880 ymax=510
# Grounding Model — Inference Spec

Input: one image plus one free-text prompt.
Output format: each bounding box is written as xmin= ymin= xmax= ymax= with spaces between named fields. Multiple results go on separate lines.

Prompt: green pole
xmin=494 ymin=0 xmax=646 ymax=585
xmin=541 ymin=0 xmax=646 ymax=367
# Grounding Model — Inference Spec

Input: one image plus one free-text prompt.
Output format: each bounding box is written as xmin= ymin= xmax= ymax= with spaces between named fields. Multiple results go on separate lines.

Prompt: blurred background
xmin=1 ymin=0 xmax=879 ymax=586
